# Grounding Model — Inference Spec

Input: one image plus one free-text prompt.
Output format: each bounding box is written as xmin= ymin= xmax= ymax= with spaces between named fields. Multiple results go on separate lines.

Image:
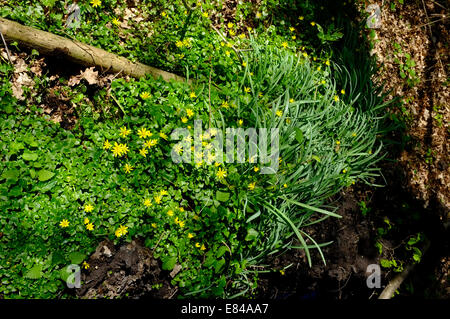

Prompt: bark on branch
xmin=0 ymin=18 xmax=186 ymax=82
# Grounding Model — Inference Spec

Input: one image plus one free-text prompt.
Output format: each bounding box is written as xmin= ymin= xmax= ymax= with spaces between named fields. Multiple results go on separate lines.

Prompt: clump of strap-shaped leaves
xmin=210 ymin=39 xmax=388 ymax=296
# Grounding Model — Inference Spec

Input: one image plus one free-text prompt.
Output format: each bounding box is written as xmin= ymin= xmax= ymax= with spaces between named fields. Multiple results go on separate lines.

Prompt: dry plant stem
xmin=0 ymin=28 xmax=12 ymax=65
xmin=0 ymin=18 xmax=186 ymax=82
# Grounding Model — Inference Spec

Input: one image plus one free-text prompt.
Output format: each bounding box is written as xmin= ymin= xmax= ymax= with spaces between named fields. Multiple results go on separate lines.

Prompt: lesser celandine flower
xmin=112 ymin=18 xmax=120 ymax=26
xmin=86 ymin=223 xmax=94 ymax=231
xmin=144 ymin=199 xmax=152 ymax=207
xmin=216 ymin=168 xmax=227 ymax=179
xmin=124 ymin=163 xmax=133 ymax=173
xmin=281 ymin=42 xmax=288 ymax=48
xmin=189 ymin=92 xmax=196 ymax=98
xmin=154 ymin=195 xmax=162 ymax=204
xmin=248 ymin=182 xmax=256 ymax=190
xmin=276 ymin=110 xmax=283 ymax=117
xmin=188 ymin=233 xmax=194 ymax=239
xmin=139 ymin=147 xmax=148 ymax=157
xmin=103 ymin=140 xmax=111 ymax=150
xmin=115 ymin=225 xmax=128 ymax=237
xmin=90 ymin=0 xmax=101 ymax=8
xmin=84 ymin=204 xmax=94 ymax=213
xmin=138 ymin=127 xmax=151 ymax=139
xmin=159 ymin=132 xmax=168 ymax=140
xmin=119 ymin=126 xmax=131 ymax=138
xmin=59 ymin=219 xmax=69 ymax=228
xmin=181 ymin=117 xmax=188 ymax=123
xmin=186 ymin=109 xmax=194 ymax=118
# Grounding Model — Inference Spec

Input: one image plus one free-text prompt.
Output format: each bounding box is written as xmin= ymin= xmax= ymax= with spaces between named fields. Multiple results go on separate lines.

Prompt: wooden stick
xmin=0 ymin=17 xmax=187 ymax=82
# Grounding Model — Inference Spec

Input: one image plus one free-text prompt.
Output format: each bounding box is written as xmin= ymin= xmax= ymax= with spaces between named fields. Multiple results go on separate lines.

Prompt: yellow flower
xmin=303 ymin=52 xmax=308 ymax=57
xmin=248 ymin=182 xmax=256 ymax=190
xmin=159 ymin=132 xmax=168 ymax=140
xmin=112 ymin=18 xmax=120 ymax=26
xmin=227 ymin=22 xmax=234 ymax=29
xmin=112 ymin=142 xmax=122 ymax=157
xmin=317 ymin=66 xmax=321 ymax=71
xmin=244 ymin=87 xmax=251 ymax=93
xmin=186 ymin=109 xmax=194 ymax=118
xmin=352 ymin=132 xmax=357 ymax=137
xmin=225 ymin=50 xmax=231 ymax=57
xmin=195 ymin=242 xmax=201 ymax=248
xmin=281 ymin=42 xmax=288 ymax=48
xmin=321 ymin=80 xmax=326 ymax=85
xmin=202 ymin=12 xmax=208 ymax=18
xmin=283 ymin=183 xmax=288 ymax=188
xmin=289 ymin=27 xmax=295 ymax=32
xmin=242 ymin=61 xmax=247 ymax=67
xmin=200 ymin=244 xmax=206 ymax=251
xmin=336 ymin=140 xmax=341 ymax=145
xmin=59 ymin=219 xmax=69 ymax=228
xmin=176 ymin=40 xmax=184 ymax=48
xmin=138 ymin=127 xmax=151 ymax=139
xmin=84 ymin=204 xmax=94 ymax=213
xmin=280 ymin=269 xmax=285 ymax=275
xmin=90 ymin=0 xmax=101 ymax=8
xmin=258 ymin=92 xmax=263 ymax=98
xmin=238 ymin=119 xmax=243 ymax=126
xmin=311 ymin=21 xmax=316 ymax=26
xmin=181 ymin=117 xmax=188 ymax=123
xmin=256 ymin=12 xmax=262 ymax=18
xmin=144 ymin=139 xmax=158 ymax=148
xmin=289 ymin=98 xmax=294 ymax=103
xmin=140 ymin=147 xmax=148 ymax=157
xmin=299 ymin=16 xmax=304 ymax=20
xmin=154 ymin=195 xmax=162 ymax=204
xmin=84 ymin=217 xmax=90 ymax=225
xmin=119 ymin=126 xmax=131 ymax=138
xmin=334 ymin=95 xmax=340 ymax=102
xmin=239 ymin=33 xmax=245 ymax=39
xmin=144 ymin=198 xmax=152 ymax=207
xmin=160 ymin=189 xmax=169 ymax=196
xmin=179 ymin=220 xmax=185 ymax=228
xmin=82 ymin=261 xmax=90 ymax=270
xmin=151 ymin=223 xmax=157 ymax=228
xmin=115 ymin=225 xmax=128 ymax=238
xmin=190 ymin=91 xmax=196 ymax=98
xmin=86 ymin=223 xmax=94 ymax=231
xmin=325 ymin=60 xmax=330 ymax=66
xmin=292 ymin=35 xmax=296 ymax=40
xmin=221 ymin=101 xmax=229 ymax=109
xmin=124 ymin=163 xmax=133 ymax=174
xmin=341 ymin=89 xmax=346 ymax=95
xmin=216 ymin=168 xmax=227 ymax=179
xmin=140 ymin=91 xmax=151 ymax=100
xmin=161 ymin=11 xmax=167 ymax=17
xmin=342 ymin=168 xmax=347 ymax=174
xmin=254 ymin=166 xmax=259 ymax=172
xmin=167 ymin=210 xmax=174 ymax=217
xmin=229 ymin=29 xmax=236 ymax=36
xmin=276 ymin=110 xmax=283 ymax=117
xmin=103 ymin=140 xmax=111 ymax=150
xmin=188 ymin=233 xmax=194 ymax=239
xmin=174 ymin=144 xmax=183 ymax=155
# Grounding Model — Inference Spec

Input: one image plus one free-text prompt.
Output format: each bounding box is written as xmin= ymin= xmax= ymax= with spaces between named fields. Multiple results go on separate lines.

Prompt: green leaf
xmin=25 ymin=265 xmax=43 ymax=279
xmin=295 ymin=128 xmax=304 ymax=144
xmin=37 ymin=169 xmax=55 ymax=182
xmin=22 ymin=152 xmax=38 ymax=161
xmin=68 ymin=252 xmax=86 ymax=264
xmin=216 ymin=191 xmax=230 ymax=202
xmin=245 ymin=228 xmax=258 ymax=241
xmin=1 ymin=169 xmax=19 ymax=180
xmin=380 ymin=259 xmax=392 ymax=268
xmin=161 ymin=256 xmax=177 ymax=271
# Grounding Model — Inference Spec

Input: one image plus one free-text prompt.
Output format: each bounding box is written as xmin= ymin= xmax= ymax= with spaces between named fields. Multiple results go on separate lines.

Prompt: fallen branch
xmin=0 ymin=17 xmax=186 ymax=82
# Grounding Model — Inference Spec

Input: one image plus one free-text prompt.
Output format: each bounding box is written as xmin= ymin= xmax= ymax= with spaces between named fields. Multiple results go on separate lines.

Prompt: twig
xmin=0 ymin=29 xmax=13 ymax=65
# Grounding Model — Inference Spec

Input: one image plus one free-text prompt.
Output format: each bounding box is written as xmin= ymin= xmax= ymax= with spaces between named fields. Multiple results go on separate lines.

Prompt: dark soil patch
xmin=75 ymin=239 xmax=177 ymax=299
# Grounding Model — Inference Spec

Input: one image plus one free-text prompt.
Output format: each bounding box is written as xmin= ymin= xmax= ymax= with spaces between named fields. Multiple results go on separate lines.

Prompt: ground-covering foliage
xmin=0 ymin=0 xmax=392 ymax=298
